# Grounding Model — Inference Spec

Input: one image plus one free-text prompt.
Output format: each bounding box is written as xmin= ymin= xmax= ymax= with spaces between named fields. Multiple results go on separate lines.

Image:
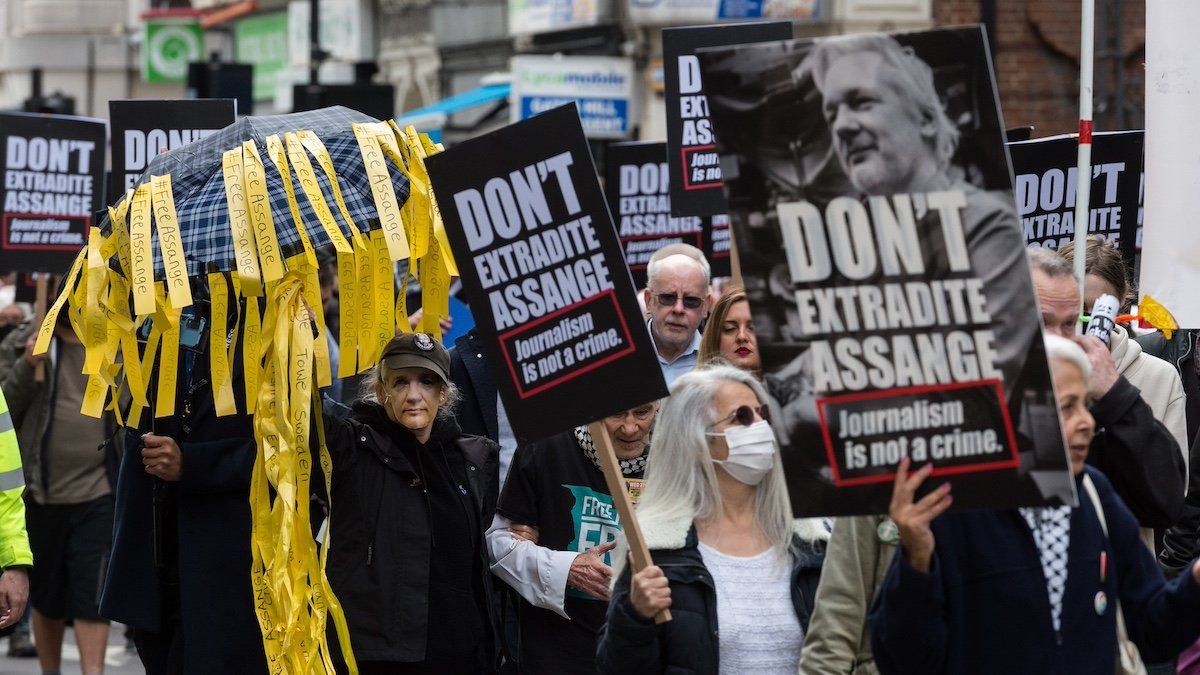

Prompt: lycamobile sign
xmin=510 ymin=55 xmax=635 ymax=140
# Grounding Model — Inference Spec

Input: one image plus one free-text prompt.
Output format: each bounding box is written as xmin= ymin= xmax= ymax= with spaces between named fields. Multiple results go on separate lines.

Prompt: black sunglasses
xmin=654 ymin=293 xmax=704 ymax=310
xmin=710 ymin=404 xmax=770 ymax=429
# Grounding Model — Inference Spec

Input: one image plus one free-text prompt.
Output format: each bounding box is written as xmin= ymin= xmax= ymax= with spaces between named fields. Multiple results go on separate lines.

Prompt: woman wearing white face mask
xmin=597 ymin=365 xmax=830 ymax=675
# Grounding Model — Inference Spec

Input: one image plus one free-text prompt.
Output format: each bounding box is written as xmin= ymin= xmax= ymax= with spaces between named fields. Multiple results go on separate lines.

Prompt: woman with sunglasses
xmin=597 ymin=365 xmax=828 ymax=675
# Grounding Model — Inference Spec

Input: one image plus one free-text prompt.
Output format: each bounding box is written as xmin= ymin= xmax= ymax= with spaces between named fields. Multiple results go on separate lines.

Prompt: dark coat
xmin=449 ymin=330 xmax=498 ymax=442
xmin=1087 ymin=375 xmax=1185 ymax=528
xmin=322 ymin=398 xmax=501 ymax=665
xmin=100 ymin=358 xmax=265 ymax=674
xmin=869 ymin=467 xmax=1200 ymax=675
xmin=1138 ymin=329 xmax=1200 ymax=574
xmin=597 ymin=523 xmax=826 ymax=674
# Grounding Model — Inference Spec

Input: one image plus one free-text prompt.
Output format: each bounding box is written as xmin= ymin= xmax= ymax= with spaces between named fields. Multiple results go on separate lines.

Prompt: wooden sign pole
xmin=588 ymin=421 xmax=672 ymax=624
xmin=728 ymin=228 xmax=743 ymax=288
xmin=32 ymin=274 xmax=49 ymax=383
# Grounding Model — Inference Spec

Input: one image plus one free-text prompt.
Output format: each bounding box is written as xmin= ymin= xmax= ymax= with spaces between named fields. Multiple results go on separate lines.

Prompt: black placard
xmin=1009 ymin=130 xmax=1143 ymax=264
xmin=604 ymin=141 xmax=706 ymax=287
xmin=699 ymin=27 xmax=1074 ymax=517
xmin=0 ymin=112 xmax=106 ymax=274
xmin=108 ymin=99 xmax=236 ymax=205
xmin=663 ymin=20 xmax=791 ymax=218
xmin=427 ymin=104 xmax=668 ymax=444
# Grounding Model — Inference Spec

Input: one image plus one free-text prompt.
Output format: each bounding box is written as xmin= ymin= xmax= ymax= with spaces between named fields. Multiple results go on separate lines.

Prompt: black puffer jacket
xmin=322 ymin=398 xmax=500 ymax=668
xmin=597 ymin=519 xmax=826 ymax=674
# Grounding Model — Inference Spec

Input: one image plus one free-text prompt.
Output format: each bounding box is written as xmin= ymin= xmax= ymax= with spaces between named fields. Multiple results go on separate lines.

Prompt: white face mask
xmin=710 ymin=420 xmax=777 ymax=486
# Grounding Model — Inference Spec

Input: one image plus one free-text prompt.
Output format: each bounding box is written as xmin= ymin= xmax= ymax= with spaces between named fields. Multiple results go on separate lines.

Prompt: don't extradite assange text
xmin=429 ymin=104 xmax=666 ymax=444
xmin=779 ymin=189 xmax=1019 ymax=485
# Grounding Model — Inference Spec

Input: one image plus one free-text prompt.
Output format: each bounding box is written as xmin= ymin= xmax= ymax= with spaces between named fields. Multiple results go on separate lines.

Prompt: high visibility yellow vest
xmin=0 ymin=390 xmax=31 ymax=568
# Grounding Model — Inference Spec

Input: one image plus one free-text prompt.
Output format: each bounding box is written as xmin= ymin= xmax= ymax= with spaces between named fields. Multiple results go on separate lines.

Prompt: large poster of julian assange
xmin=698 ymin=26 xmax=1074 ymax=517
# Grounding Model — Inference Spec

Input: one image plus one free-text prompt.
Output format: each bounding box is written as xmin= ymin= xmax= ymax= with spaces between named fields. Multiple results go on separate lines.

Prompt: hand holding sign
xmin=630 ymin=563 xmax=672 ymax=621
xmin=889 ymin=456 xmax=953 ymax=573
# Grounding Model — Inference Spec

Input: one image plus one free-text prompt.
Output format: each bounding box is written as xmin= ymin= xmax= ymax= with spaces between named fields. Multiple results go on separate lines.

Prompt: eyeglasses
xmin=608 ymin=405 xmax=656 ymax=423
xmin=653 ymin=293 xmax=704 ymax=310
xmin=710 ymin=404 xmax=770 ymax=429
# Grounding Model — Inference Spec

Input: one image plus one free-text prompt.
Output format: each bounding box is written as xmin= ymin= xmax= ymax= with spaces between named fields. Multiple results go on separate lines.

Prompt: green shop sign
xmin=235 ymin=13 xmax=289 ymax=101
xmin=143 ymin=19 xmax=204 ymax=84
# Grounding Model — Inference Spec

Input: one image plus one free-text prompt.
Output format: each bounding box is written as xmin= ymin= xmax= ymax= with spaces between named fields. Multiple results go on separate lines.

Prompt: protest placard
xmin=662 ymin=20 xmax=791 ymax=218
xmin=0 ymin=112 xmax=106 ymax=274
xmin=604 ymin=141 xmax=707 ymax=287
xmin=1009 ymin=130 xmax=1143 ymax=264
xmin=426 ymin=103 xmax=668 ymax=444
xmin=108 ymin=99 xmax=236 ymax=205
xmin=699 ymin=27 xmax=1075 ymax=516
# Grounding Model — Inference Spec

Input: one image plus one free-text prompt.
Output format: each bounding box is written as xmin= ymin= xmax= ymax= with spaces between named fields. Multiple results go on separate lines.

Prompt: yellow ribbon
xmin=223 ymin=148 xmax=264 ymax=296
xmin=151 ymin=174 xmax=193 ymax=309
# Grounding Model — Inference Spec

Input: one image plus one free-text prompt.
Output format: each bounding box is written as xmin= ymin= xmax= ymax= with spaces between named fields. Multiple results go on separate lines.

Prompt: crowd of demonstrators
xmin=642 ymin=244 xmax=711 ymax=386
xmin=320 ymin=333 xmax=500 ymax=673
xmin=598 ymin=365 xmax=827 ymax=674
xmin=0 ymin=311 xmax=116 ymax=675
xmin=5 ymin=223 xmax=1200 ymax=675
xmin=872 ymin=335 xmax=1200 ymax=674
xmin=486 ymin=403 xmax=656 ymax=674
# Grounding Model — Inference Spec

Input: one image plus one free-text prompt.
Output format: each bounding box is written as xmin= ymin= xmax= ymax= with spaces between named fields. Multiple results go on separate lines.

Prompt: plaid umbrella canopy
xmin=109 ymin=106 xmax=410 ymax=277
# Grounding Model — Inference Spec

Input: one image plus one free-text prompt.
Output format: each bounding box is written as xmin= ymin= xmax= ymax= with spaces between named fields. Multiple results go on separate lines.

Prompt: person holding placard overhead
xmin=320 ymin=332 xmax=502 ymax=673
xmin=486 ymin=402 xmax=657 ymax=674
xmin=643 ymin=244 xmax=712 ymax=386
xmin=871 ymin=335 xmax=1200 ymax=674
xmin=597 ymin=365 xmax=828 ymax=674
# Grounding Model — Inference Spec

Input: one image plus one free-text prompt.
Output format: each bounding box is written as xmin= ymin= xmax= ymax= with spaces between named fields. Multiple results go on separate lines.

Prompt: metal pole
xmin=1073 ymin=0 xmax=1096 ymax=309
xmin=309 ymin=0 xmax=320 ymax=86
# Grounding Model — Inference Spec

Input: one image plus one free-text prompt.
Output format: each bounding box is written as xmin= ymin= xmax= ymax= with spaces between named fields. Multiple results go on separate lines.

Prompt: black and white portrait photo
xmin=698 ymin=27 xmax=1074 ymax=517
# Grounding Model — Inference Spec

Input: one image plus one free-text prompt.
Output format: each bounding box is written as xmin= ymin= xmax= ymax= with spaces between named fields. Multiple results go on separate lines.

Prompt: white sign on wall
xmin=510 ymin=55 xmax=635 ymax=139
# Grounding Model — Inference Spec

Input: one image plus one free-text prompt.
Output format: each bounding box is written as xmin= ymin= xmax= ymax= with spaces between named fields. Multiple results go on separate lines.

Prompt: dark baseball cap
xmin=380 ymin=332 xmax=450 ymax=384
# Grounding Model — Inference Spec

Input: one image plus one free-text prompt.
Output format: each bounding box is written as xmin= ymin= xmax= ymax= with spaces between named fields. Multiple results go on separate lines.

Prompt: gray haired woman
xmin=597 ymin=364 xmax=829 ymax=674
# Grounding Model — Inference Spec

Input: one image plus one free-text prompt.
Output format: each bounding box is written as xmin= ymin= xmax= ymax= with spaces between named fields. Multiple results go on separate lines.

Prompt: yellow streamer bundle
xmin=250 ymin=272 xmax=356 ymax=675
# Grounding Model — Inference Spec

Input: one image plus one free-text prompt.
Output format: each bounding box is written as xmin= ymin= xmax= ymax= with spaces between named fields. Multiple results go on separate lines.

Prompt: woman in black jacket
xmin=597 ymin=365 xmax=828 ymax=674
xmin=322 ymin=332 xmax=500 ymax=674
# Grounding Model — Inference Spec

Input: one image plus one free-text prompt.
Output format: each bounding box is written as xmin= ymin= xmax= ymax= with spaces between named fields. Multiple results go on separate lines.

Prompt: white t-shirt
xmin=698 ymin=542 xmax=803 ymax=675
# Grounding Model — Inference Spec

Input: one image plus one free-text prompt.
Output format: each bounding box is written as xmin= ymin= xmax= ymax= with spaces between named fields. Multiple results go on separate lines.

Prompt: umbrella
xmin=36 ymin=106 xmax=458 ymax=675
xmin=115 ymin=106 xmax=410 ymax=279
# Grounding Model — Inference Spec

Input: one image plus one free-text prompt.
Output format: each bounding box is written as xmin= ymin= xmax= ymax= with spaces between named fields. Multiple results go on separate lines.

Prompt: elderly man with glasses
xmin=642 ymin=244 xmax=713 ymax=386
